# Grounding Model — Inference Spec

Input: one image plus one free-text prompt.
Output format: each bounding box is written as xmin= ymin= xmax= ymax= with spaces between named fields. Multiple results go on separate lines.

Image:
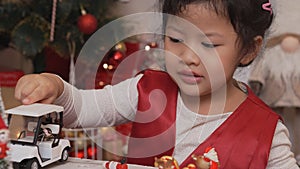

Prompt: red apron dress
xmin=127 ymin=70 xmax=280 ymax=169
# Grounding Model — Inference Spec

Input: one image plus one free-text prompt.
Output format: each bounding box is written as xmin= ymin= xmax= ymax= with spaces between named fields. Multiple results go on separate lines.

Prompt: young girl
xmin=14 ymin=0 xmax=299 ymax=168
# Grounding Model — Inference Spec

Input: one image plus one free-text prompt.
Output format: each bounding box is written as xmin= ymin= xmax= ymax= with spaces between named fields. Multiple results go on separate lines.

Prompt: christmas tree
xmin=0 ymin=0 xmax=117 ymax=61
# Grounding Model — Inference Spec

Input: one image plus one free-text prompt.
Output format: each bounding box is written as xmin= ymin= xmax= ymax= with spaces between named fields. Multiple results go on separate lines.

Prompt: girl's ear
xmin=239 ymin=36 xmax=263 ymax=66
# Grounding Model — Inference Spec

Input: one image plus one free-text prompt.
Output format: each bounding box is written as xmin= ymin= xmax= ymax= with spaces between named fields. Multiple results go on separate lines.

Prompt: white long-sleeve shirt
xmin=54 ymin=74 xmax=299 ymax=169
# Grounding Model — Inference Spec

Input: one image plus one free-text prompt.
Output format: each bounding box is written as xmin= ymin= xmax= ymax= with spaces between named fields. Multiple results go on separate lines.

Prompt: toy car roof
xmin=5 ymin=103 xmax=64 ymax=117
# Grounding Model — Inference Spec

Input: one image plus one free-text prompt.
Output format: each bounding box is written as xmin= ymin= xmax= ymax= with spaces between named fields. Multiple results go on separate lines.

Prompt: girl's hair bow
xmin=262 ymin=0 xmax=273 ymax=15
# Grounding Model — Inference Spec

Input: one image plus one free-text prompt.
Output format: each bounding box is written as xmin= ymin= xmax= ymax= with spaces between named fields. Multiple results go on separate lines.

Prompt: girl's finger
xmin=16 ymin=80 xmax=39 ymax=103
xmin=15 ymin=75 xmax=39 ymax=100
xmin=21 ymin=83 xmax=52 ymax=104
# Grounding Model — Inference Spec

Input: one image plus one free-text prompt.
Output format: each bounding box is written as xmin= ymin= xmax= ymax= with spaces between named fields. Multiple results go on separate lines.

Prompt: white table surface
xmin=44 ymin=157 xmax=157 ymax=169
xmin=44 ymin=158 xmax=105 ymax=169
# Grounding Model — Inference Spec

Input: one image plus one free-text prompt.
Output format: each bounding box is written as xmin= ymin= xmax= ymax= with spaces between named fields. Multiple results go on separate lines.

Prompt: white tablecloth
xmin=44 ymin=157 xmax=157 ymax=169
xmin=44 ymin=158 xmax=105 ymax=169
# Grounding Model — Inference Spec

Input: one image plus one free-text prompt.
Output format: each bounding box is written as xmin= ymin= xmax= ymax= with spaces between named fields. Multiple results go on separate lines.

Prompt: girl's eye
xmin=201 ymin=42 xmax=219 ymax=48
xmin=168 ymin=36 xmax=183 ymax=43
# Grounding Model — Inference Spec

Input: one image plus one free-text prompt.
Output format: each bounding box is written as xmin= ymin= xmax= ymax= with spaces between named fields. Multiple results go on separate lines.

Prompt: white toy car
xmin=5 ymin=103 xmax=71 ymax=169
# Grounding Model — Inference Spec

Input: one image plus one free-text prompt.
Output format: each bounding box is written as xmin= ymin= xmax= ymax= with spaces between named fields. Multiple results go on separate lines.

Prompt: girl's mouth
xmin=178 ymin=70 xmax=204 ymax=84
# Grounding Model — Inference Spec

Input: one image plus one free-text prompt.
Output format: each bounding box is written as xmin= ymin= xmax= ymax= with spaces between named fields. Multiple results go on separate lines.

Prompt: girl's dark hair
xmin=160 ymin=0 xmax=274 ymax=66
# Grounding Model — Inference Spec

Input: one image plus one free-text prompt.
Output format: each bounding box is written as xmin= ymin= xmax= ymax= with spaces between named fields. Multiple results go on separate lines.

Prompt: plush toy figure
xmin=153 ymin=148 xmax=220 ymax=169
xmin=192 ymin=147 xmax=220 ymax=169
xmin=248 ymin=0 xmax=300 ymax=165
xmin=154 ymin=156 xmax=180 ymax=169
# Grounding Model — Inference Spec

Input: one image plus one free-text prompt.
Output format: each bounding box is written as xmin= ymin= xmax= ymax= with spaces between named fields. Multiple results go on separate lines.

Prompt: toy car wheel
xmin=60 ymin=148 xmax=69 ymax=162
xmin=26 ymin=158 xmax=40 ymax=169
xmin=13 ymin=162 xmax=20 ymax=169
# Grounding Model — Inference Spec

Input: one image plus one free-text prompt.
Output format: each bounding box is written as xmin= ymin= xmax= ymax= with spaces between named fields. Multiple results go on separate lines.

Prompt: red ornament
xmin=113 ymin=51 xmax=124 ymax=61
xmin=116 ymin=163 xmax=128 ymax=169
xmin=105 ymin=161 xmax=111 ymax=169
xmin=78 ymin=152 xmax=84 ymax=158
xmin=105 ymin=161 xmax=128 ymax=169
xmin=77 ymin=13 xmax=98 ymax=35
xmin=87 ymin=146 xmax=97 ymax=158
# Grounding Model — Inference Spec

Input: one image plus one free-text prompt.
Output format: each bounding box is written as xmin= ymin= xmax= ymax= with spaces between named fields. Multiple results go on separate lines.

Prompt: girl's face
xmin=164 ymin=4 xmax=247 ymax=97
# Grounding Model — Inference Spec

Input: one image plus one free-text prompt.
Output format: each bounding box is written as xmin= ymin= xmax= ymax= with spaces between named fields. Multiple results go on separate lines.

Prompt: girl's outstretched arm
xmin=15 ymin=72 xmax=141 ymax=128
xmin=53 ymin=74 xmax=141 ymax=128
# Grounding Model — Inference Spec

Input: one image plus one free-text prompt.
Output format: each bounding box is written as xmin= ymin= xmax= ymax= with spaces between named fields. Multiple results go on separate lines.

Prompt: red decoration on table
xmin=105 ymin=161 xmax=128 ymax=169
xmin=105 ymin=161 xmax=111 ymax=169
xmin=116 ymin=163 xmax=128 ymax=169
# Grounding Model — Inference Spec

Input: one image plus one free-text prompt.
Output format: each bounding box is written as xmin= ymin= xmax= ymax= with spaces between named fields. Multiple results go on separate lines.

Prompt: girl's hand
xmin=14 ymin=73 xmax=64 ymax=105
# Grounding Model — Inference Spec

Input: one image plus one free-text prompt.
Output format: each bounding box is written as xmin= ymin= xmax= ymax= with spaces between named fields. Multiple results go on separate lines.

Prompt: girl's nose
xmin=179 ymin=45 xmax=201 ymax=66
